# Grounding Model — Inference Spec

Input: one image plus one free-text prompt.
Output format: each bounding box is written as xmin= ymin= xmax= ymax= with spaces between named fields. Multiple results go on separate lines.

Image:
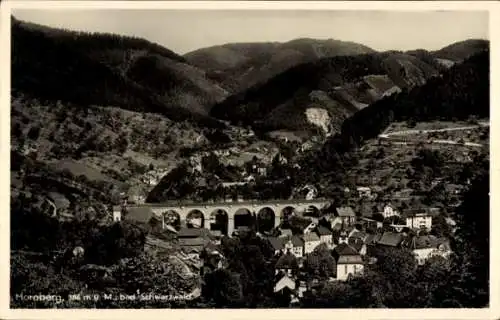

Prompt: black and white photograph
xmin=1 ymin=1 xmax=497 ymax=316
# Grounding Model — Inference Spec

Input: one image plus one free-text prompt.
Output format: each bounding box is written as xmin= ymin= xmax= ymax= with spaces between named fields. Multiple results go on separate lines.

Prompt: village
xmin=116 ymin=182 xmax=456 ymax=305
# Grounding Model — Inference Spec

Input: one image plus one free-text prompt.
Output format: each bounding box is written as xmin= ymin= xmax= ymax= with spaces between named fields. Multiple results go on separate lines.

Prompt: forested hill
xmin=184 ymin=38 xmax=376 ymax=93
xmin=432 ymin=39 xmax=489 ymax=62
xmin=209 ymin=51 xmax=440 ymax=137
xmin=11 ymin=17 xmax=228 ymax=127
xmin=308 ymin=49 xmax=489 ymax=174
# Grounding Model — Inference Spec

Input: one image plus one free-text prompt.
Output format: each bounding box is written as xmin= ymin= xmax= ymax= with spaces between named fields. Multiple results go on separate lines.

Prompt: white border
xmin=1 ymin=1 xmax=499 ymax=320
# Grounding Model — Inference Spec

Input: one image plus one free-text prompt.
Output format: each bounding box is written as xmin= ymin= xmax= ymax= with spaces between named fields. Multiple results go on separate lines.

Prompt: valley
xmin=9 ymin=14 xmax=490 ymax=309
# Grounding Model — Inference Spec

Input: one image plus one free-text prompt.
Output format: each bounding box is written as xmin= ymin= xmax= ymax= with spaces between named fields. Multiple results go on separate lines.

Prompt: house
xmin=337 ymin=230 xmax=349 ymax=245
xmin=274 ymin=274 xmax=296 ymax=294
xmin=268 ymin=237 xmax=285 ymax=255
xmin=275 ymin=252 xmax=299 ymax=277
xmin=335 ymin=207 xmax=356 ymax=226
xmin=357 ymin=187 xmax=371 ymax=198
xmin=316 ymin=225 xmax=333 ymax=247
xmin=404 ymin=210 xmax=433 ymax=230
xmin=348 ymin=236 xmax=367 ymax=256
xmin=303 ymin=232 xmax=321 ymax=254
xmin=303 ymin=221 xmax=318 ymax=235
xmin=409 ymin=235 xmax=452 ymax=265
xmin=376 ymin=231 xmax=405 ymax=247
xmin=257 ymin=167 xmax=267 ymax=176
xmin=364 ymin=233 xmax=382 ymax=246
xmin=361 ymin=217 xmax=383 ymax=230
xmin=284 ymin=235 xmax=305 ymax=258
xmin=382 ymin=204 xmax=399 ymax=218
xmin=112 ymin=206 xmax=123 ymax=222
xmin=333 ymin=243 xmax=364 ymax=281
xmin=177 ymin=228 xmax=215 ymax=258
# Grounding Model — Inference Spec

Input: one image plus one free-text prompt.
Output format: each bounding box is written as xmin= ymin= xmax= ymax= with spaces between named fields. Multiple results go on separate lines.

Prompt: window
xmin=344 ymin=265 xmax=348 ymax=274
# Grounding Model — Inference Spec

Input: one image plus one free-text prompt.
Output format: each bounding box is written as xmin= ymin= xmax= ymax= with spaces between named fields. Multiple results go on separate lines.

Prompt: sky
xmin=12 ymin=9 xmax=489 ymax=54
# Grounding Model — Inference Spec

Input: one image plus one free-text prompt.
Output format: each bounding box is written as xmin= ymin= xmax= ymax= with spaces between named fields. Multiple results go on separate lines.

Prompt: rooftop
xmin=290 ymin=235 xmax=305 ymax=247
xmin=177 ymin=227 xmax=214 ymax=240
xmin=377 ymin=232 xmax=404 ymax=247
xmin=303 ymin=232 xmax=320 ymax=242
xmin=316 ymin=225 xmax=332 ymax=236
xmin=334 ymin=243 xmax=359 ymax=256
xmin=268 ymin=236 xmax=285 ymax=251
xmin=336 ymin=207 xmax=356 ymax=217
xmin=337 ymin=255 xmax=364 ymax=264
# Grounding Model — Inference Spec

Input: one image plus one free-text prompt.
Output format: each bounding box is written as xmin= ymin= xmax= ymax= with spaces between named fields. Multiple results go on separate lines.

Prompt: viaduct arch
xmin=117 ymin=199 xmax=332 ymax=236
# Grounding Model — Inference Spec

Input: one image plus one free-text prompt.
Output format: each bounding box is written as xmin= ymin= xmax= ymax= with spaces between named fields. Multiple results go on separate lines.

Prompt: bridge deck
xmin=127 ymin=198 xmax=332 ymax=208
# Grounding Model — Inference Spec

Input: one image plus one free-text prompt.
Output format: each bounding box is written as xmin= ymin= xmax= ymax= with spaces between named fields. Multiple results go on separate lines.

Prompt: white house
xmin=303 ymin=232 xmax=321 ymax=254
xmin=382 ymin=204 xmax=399 ymax=219
xmin=357 ymin=187 xmax=371 ymax=198
xmin=335 ymin=207 xmax=356 ymax=226
xmin=410 ymin=235 xmax=452 ymax=265
xmin=316 ymin=225 xmax=333 ymax=247
xmin=284 ymin=236 xmax=304 ymax=258
xmin=112 ymin=206 xmax=122 ymax=222
xmin=405 ymin=212 xmax=432 ymax=230
xmin=274 ymin=275 xmax=296 ymax=293
xmin=333 ymin=244 xmax=364 ymax=281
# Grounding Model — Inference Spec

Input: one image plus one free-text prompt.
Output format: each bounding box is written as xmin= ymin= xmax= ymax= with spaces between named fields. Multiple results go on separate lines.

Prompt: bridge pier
xmin=227 ymin=218 xmax=235 ymax=236
xmin=274 ymin=215 xmax=281 ymax=230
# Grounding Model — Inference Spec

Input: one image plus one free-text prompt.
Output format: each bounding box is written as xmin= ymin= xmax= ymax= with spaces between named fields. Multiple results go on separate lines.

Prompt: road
xmin=378 ymin=122 xmax=489 ymax=147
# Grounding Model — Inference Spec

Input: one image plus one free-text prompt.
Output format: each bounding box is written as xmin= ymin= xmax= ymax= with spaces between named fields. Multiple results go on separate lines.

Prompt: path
xmin=378 ymin=122 xmax=489 ymax=147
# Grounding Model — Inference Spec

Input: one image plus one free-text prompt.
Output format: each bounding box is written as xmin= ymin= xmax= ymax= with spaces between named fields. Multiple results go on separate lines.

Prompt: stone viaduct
xmin=118 ymin=199 xmax=333 ymax=236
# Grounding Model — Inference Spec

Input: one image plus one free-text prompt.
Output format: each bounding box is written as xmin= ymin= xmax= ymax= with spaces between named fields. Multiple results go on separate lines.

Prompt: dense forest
xmin=303 ymin=49 xmax=489 ymax=175
xmin=209 ymin=51 xmax=441 ymax=135
xmin=11 ymin=17 xmax=226 ymax=129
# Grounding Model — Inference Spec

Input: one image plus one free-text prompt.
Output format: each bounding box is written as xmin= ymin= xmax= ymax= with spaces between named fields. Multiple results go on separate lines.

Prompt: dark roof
xmin=365 ymin=233 xmax=382 ymax=245
xmin=411 ymin=235 xmax=442 ymax=250
xmin=268 ymin=237 xmax=285 ymax=251
xmin=348 ymin=236 xmax=364 ymax=250
xmin=177 ymin=227 xmax=214 ymax=239
xmin=303 ymin=232 xmax=320 ymax=242
xmin=334 ymin=243 xmax=359 ymax=256
xmin=336 ymin=207 xmax=355 ymax=217
xmin=338 ymin=255 xmax=363 ymax=264
xmin=290 ymin=235 xmax=304 ymax=247
xmin=275 ymin=253 xmax=299 ymax=270
xmin=377 ymin=232 xmax=404 ymax=247
xmin=125 ymin=207 xmax=155 ymax=223
xmin=316 ymin=225 xmax=332 ymax=236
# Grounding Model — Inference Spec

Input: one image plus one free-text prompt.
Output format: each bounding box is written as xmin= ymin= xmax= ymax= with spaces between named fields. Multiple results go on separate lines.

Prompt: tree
xmin=303 ymin=243 xmax=335 ymax=279
xmin=445 ymin=173 xmax=489 ymax=307
xmin=27 ymin=126 xmax=41 ymax=140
